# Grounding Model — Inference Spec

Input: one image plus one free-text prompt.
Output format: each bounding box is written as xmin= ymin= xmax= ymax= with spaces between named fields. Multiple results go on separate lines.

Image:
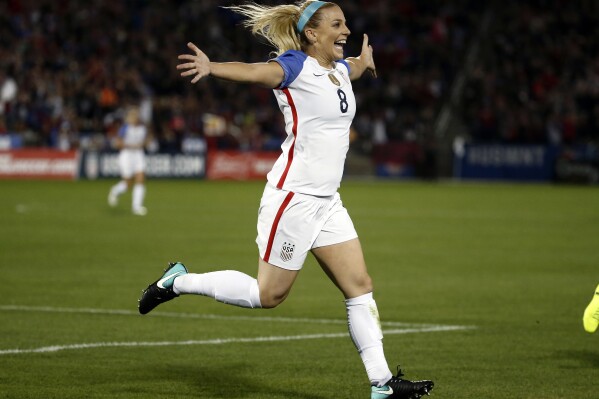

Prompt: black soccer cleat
xmin=138 ymin=262 xmax=188 ymax=315
xmin=383 ymin=366 xmax=434 ymax=399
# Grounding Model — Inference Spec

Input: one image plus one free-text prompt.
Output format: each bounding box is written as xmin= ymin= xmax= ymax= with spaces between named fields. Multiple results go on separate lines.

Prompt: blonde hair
xmin=226 ymin=1 xmax=336 ymax=56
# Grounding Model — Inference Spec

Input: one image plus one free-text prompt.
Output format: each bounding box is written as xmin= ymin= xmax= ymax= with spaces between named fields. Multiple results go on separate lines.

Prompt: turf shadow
xmin=154 ymin=362 xmax=330 ymax=399
xmin=554 ymin=349 xmax=599 ymax=369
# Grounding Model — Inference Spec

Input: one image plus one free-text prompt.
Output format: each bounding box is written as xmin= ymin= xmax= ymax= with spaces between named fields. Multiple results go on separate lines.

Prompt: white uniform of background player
xmin=108 ymin=107 xmax=149 ymax=216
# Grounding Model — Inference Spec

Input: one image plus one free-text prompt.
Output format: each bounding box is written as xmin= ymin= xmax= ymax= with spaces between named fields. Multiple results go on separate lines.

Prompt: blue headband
xmin=297 ymin=1 xmax=328 ymax=33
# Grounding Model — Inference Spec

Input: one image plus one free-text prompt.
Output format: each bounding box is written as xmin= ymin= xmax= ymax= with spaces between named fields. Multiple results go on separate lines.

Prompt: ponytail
xmin=226 ymin=1 xmax=335 ymax=56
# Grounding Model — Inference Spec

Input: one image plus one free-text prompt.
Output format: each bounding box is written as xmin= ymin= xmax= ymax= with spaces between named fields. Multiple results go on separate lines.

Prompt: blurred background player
xmin=583 ymin=283 xmax=599 ymax=333
xmin=108 ymin=106 xmax=150 ymax=216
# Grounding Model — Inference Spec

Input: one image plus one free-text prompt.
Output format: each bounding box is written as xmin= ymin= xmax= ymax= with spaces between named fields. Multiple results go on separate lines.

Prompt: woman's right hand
xmin=177 ymin=42 xmax=211 ymax=84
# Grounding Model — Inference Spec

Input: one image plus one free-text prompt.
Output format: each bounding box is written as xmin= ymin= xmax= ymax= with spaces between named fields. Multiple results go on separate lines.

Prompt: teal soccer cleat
xmin=371 ymin=367 xmax=434 ymax=399
xmin=138 ymin=262 xmax=188 ymax=314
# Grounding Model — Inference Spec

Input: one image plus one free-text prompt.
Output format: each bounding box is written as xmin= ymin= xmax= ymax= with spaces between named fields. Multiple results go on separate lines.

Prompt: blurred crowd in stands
xmin=462 ymin=1 xmax=599 ymax=146
xmin=0 ymin=0 xmax=478 ymax=154
xmin=0 ymin=0 xmax=597 ymax=159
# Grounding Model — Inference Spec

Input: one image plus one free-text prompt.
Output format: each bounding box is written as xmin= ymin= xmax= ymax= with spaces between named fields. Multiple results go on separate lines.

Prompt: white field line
xmin=0 ymin=305 xmax=458 ymax=328
xmin=0 ymin=326 xmax=472 ymax=356
xmin=0 ymin=305 xmax=475 ymax=356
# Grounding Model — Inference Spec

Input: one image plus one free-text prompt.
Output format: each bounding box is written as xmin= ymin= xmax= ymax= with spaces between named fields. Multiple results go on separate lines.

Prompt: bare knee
xmin=355 ymin=273 xmax=374 ymax=296
xmin=259 ymin=288 xmax=289 ymax=309
xmin=339 ymin=272 xmax=374 ymax=299
xmin=256 ymin=259 xmax=298 ymax=309
xmin=260 ymin=298 xmax=282 ymax=309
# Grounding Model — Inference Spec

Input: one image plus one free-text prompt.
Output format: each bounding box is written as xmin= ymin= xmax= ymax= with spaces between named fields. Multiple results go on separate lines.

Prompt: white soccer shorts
xmin=256 ymin=183 xmax=358 ymax=270
xmin=118 ymin=150 xmax=146 ymax=179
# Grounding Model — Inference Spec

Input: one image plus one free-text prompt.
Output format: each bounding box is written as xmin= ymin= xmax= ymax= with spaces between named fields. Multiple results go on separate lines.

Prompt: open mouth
xmin=334 ymin=39 xmax=346 ymax=51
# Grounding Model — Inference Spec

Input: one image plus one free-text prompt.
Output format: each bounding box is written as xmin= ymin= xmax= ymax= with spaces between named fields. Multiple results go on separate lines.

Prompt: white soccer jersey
xmin=118 ymin=123 xmax=147 ymax=178
xmin=268 ymin=50 xmax=356 ymax=196
xmin=119 ymin=124 xmax=147 ymax=148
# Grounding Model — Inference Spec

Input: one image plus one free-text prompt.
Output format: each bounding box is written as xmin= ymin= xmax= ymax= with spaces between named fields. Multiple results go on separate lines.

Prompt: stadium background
xmin=1 ymin=0 xmax=598 ymax=181
xmin=0 ymin=1 xmax=598 ymax=398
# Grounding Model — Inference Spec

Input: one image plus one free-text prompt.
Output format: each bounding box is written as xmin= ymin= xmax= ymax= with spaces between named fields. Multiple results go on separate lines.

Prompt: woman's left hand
xmin=360 ymin=34 xmax=377 ymax=78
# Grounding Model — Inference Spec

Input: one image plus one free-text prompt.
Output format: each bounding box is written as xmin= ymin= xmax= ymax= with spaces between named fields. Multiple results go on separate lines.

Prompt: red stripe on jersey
xmin=276 ymin=88 xmax=298 ymax=189
xmin=263 ymin=191 xmax=295 ymax=263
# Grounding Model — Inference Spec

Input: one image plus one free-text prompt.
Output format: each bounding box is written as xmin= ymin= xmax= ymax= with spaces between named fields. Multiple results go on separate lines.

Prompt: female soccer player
xmin=107 ymin=106 xmax=149 ymax=216
xmin=139 ymin=2 xmax=433 ymax=397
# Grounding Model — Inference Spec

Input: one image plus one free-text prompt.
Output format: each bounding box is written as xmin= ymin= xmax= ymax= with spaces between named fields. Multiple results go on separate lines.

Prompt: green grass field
xmin=0 ymin=179 xmax=597 ymax=398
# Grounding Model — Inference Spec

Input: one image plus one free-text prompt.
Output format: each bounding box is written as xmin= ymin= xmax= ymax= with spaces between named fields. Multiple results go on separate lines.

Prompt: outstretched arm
xmin=177 ymin=42 xmax=285 ymax=89
xmin=346 ymin=34 xmax=377 ymax=81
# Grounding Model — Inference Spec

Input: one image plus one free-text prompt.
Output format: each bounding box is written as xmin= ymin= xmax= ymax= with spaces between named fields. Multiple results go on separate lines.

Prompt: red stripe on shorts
xmin=263 ymin=191 xmax=295 ymax=263
xmin=276 ymin=88 xmax=298 ymax=189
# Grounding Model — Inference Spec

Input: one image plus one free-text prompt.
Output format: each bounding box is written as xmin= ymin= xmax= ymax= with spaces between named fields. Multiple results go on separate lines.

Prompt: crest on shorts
xmin=280 ymin=242 xmax=295 ymax=262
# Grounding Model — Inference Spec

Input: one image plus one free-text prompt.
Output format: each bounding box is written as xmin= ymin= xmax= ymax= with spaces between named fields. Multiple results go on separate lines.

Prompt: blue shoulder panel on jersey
xmin=118 ymin=125 xmax=127 ymax=137
xmin=272 ymin=50 xmax=308 ymax=88
xmin=337 ymin=59 xmax=350 ymax=75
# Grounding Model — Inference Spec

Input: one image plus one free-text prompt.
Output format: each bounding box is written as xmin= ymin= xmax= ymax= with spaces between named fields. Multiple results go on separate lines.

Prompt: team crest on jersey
xmin=280 ymin=242 xmax=295 ymax=262
xmin=328 ymin=73 xmax=341 ymax=86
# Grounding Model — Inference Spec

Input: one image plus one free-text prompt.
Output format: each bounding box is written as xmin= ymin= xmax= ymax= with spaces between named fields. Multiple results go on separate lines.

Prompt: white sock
xmin=346 ymin=292 xmax=393 ymax=387
xmin=173 ymin=270 xmax=262 ymax=309
xmin=132 ymin=183 xmax=146 ymax=210
xmin=110 ymin=181 xmax=128 ymax=197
